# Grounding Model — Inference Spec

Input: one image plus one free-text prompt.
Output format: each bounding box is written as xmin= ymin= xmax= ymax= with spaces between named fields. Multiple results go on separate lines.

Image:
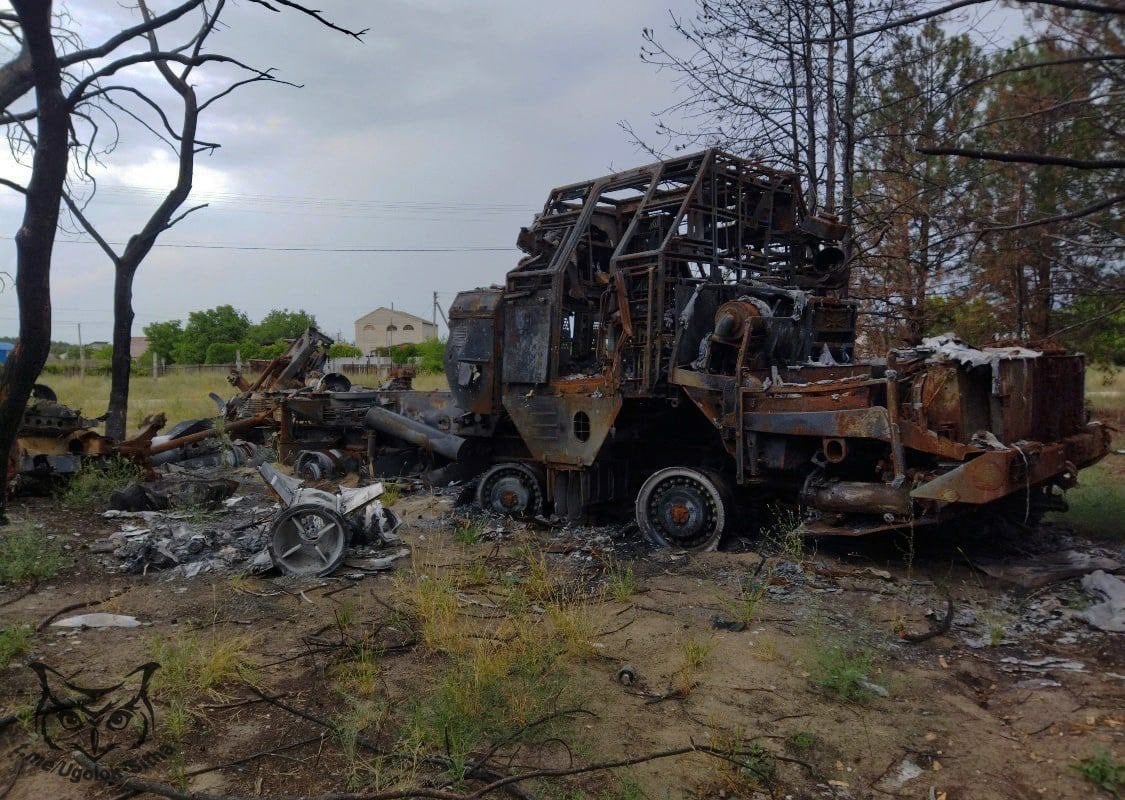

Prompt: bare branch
xmin=243 ymin=0 xmax=369 ymax=40
xmin=59 ymin=1 xmax=207 ymax=69
xmin=66 ymin=52 xmax=272 ymax=108
xmin=915 ymin=147 xmax=1125 ymax=170
xmin=982 ymin=193 xmax=1125 ymax=232
xmin=164 ymin=203 xmax=209 ymax=230
xmin=833 ymin=0 xmax=1125 ymax=43
xmin=0 ymin=177 xmax=26 ymax=194
xmin=61 ymin=192 xmax=119 ymax=264
xmin=199 ymin=68 xmax=302 ymax=111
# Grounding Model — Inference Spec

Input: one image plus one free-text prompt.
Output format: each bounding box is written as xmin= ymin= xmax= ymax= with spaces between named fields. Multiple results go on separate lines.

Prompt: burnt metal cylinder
xmin=801 ymin=479 xmax=913 ymax=516
xmin=712 ymin=300 xmax=766 ymax=343
xmin=363 ymin=406 xmax=467 ymax=461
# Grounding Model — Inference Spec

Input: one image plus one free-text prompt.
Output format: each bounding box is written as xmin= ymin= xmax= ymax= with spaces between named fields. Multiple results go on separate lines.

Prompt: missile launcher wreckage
xmin=22 ymin=150 xmax=1110 ymax=552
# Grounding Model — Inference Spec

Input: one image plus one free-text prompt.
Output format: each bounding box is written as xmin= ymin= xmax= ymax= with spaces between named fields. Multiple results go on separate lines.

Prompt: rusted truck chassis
xmin=244 ymin=150 xmax=1109 ymax=550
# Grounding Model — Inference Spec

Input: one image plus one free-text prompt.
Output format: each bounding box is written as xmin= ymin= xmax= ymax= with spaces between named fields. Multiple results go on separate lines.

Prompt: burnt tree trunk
xmin=825 ymin=8 xmax=838 ymax=212
xmin=106 ymin=263 xmax=136 ymax=440
xmin=104 ymin=9 xmax=199 ymax=442
xmin=0 ymin=1 xmax=68 ymax=518
xmin=799 ymin=0 xmax=818 ymax=209
xmin=840 ymin=0 xmax=857 ymax=281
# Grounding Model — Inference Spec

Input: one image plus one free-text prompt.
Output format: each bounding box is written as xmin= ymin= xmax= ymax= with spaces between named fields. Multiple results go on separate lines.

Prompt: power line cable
xmin=1 ymin=236 xmax=516 ymax=254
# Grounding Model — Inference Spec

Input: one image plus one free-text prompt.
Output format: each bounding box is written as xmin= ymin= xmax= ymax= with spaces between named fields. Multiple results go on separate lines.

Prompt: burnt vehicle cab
xmin=456 ymin=149 xmax=1109 ymax=548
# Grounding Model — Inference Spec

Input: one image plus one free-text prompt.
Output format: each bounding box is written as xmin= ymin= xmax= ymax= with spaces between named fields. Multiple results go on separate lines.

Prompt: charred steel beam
xmin=363 ymin=406 xmax=468 ymax=461
xmin=148 ymin=412 xmax=274 ymax=456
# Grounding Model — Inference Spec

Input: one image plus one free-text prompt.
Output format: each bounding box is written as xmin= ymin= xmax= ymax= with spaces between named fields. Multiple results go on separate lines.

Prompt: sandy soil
xmin=0 ymin=485 xmax=1122 ymax=800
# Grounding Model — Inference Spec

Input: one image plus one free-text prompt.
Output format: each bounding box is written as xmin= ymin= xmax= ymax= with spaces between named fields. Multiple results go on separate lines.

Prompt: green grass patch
xmin=1071 ymin=749 xmax=1123 ymax=794
xmin=404 ymin=633 xmax=575 ymax=780
xmin=720 ymin=577 xmax=769 ymax=628
xmin=454 ymin=518 xmax=486 ymax=546
xmin=380 ymin=483 xmax=401 ymax=507
xmin=788 ymin=731 xmax=816 ymax=751
xmin=0 ymin=524 xmax=67 ymax=584
xmin=59 ymin=456 xmax=144 ymax=510
xmin=810 ymin=641 xmax=878 ymax=702
xmin=0 ymin=625 xmax=31 ymax=668
xmin=603 ymin=558 xmax=637 ymax=602
xmin=1056 ymin=461 xmax=1124 ymax=542
xmin=148 ymin=632 xmax=257 ymax=740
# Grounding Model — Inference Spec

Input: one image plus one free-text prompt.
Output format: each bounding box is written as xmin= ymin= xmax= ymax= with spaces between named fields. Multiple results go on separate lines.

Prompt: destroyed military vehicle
xmin=231 ymin=149 xmax=1109 ymax=550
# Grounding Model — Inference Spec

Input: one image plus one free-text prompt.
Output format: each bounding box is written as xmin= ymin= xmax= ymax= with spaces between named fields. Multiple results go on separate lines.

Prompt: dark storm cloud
xmin=0 ymin=0 xmax=695 ymax=342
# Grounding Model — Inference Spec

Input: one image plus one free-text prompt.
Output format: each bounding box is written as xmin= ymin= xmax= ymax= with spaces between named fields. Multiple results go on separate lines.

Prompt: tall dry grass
xmin=43 ymin=369 xmax=449 ymax=435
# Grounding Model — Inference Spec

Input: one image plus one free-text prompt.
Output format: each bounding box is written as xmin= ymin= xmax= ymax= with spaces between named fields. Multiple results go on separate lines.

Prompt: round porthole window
xmin=573 ymin=411 xmax=590 ymax=442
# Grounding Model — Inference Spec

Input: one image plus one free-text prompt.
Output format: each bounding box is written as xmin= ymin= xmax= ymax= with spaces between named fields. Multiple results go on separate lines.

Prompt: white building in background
xmin=354 ymin=307 xmax=437 ymax=354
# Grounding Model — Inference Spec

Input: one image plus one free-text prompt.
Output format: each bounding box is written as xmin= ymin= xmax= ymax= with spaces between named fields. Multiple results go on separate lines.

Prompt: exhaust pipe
xmin=363 ymin=406 xmax=468 ymax=461
xmin=801 ymin=478 xmax=913 ymax=516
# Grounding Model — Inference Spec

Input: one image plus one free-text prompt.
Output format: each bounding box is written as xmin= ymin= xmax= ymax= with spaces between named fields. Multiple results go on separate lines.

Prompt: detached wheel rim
xmin=476 ymin=463 xmax=543 ymax=517
xmin=636 ymin=468 xmax=727 ymax=551
xmin=270 ymin=505 xmax=349 ymax=576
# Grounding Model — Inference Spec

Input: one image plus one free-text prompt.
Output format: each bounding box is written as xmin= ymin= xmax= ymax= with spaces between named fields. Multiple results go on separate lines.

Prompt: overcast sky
xmin=0 ymin=0 xmax=1026 ymax=346
xmin=0 ymin=0 xmax=702 ymax=344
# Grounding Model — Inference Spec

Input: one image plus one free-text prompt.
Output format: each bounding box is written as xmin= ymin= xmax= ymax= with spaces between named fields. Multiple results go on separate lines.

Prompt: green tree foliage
xmin=1054 ymin=297 xmax=1125 ymax=366
xmin=245 ymin=308 xmax=316 ymax=347
xmin=416 ymin=338 xmax=446 ymax=373
xmin=328 ymin=343 xmax=362 ymax=358
xmin=255 ymin=341 xmax=288 ymax=360
xmin=89 ymin=343 xmax=114 ymax=361
xmin=923 ymin=296 xmax=1004 ymax=346
xmin=855 ymin=22 xmax=984 ymax=348
xmin=965 ymin=31 xmax=1117 ymax=340
xmin=389 ymin=343 xmax=417 ymax=365
xmin=142 ymin=320 xmax=183 ymax=364
xmin=172 ymin=305 xmax=251 ymax=364
xmin=204 ymin=342 xmax=240 ymax=364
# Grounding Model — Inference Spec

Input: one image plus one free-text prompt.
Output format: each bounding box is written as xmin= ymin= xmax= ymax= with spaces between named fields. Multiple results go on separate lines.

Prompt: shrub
xmin=810 ymin=642 xmax=877 ymax=701
xmin=1072 ymin=749 xmax=1123 ymax=793
xmin=59 ymin=456 xmax=144 ymax=510
xmin=0 ymin=625 xmax=31 ymax=668
xmin=0 ymin=525 xmax=66 ymax=584
xmin=204 ymin=341 xmax=240 ymax=364
xmin=328 ymin=343 xmax=363 ymax=359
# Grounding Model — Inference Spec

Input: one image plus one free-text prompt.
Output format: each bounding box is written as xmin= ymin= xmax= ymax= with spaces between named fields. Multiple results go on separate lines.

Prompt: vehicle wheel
xmin=269 ymin=504 xmax=350 ymax=576
xmin=635 ymin=467 xmax=730 ymax=551
xmin=476 ymin=462 xmax=545 ymax=517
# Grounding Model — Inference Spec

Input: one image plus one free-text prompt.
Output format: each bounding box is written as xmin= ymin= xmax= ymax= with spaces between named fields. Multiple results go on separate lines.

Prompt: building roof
xmin=355 ymin=307 xmax=435 ymax=327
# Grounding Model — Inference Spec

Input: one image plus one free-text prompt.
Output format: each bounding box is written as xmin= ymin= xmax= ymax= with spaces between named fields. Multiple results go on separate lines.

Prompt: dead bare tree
xmin=626 ymin=0 xmax=909 ymax=261
xmin=0 ymin=0 xmax=365 ymax=512
xmin=0 ymin=2 xmax=79 ymax=523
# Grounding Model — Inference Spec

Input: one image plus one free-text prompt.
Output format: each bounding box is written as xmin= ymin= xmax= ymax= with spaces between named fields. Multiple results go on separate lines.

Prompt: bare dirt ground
xmin=0 ymin=465 xmax=1122 ymax=800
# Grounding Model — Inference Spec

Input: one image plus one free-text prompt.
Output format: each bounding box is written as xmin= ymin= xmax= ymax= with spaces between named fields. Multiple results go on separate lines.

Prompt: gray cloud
xmin=1 ymin=0 xmax=695 ymax=343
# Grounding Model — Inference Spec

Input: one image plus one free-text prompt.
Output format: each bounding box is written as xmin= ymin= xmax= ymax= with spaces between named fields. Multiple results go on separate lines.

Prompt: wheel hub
xmin=270 ymin=504 xmax=349 ymax=577
xmin=635 ymin=468 xmax=727 ymax=552
xmin=478 ymin=464 xmax=542 ymax=517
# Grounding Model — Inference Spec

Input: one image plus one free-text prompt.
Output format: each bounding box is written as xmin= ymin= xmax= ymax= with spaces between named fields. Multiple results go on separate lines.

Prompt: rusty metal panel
xmin=911 ymin=445 xmax=1068 ymax=505
xmin=502 ymin=304 xmax=551 ymax=384
xmin=742 ymin=408 xmax=891 ymax=440
xmin=1033 ymin=355 xmax=1085 ymax=440
xmin=994 ymin=359 xmax=1035 ymax=443
xmin=503 ymin=393 xmax=622 ymax=467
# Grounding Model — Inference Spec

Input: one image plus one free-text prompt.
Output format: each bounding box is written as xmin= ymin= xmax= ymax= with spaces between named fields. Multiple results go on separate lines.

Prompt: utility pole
xmin=77 ymin=322 xmax=84 ymax=381
xmin=432 ymin=293 xmax=449 ymax=331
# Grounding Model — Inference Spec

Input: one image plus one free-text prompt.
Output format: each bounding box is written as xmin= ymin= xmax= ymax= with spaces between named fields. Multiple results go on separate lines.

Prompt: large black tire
xmin=475 ymin=462 xmax=545 ymax=517
xmin=635 ymin=467 xmax=731 ymax=551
